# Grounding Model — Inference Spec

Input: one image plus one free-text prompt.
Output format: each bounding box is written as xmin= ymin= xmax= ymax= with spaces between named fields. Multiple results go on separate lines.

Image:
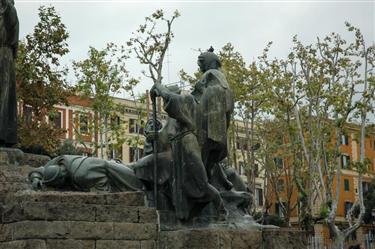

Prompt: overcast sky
xmin=15 ymin=0 xmax=375 ymax=96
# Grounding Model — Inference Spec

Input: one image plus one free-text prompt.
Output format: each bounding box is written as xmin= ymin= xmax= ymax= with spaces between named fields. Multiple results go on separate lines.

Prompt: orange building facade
xmin=267 ymin=124 xmax=375 ymax=246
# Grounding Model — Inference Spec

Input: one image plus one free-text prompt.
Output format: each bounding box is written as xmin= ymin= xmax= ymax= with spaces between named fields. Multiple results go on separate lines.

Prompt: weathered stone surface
xmin=20 ymin=153 xmax=51 ymax=168
xmin=113 ymin=222 xmax=158 ymax=240
xmin=46 ymin=239 xmax=95 ymax=249
xmin=2 ymin=202 xmax=96 ymax=223
xmin=2 ymin=201 xmax=156 ymax=224
xmin=96 ymin=240 xmax=140 ymax=249
xmin=0 ymin=224 xmax=11 ymax=242
xmin=11 ymin=221 xmax=71 ymax=240
xmin=158 ymin=228 xmax=306 ymax=249
xmin=159 ymin=228 xmax=231 ymax=249
xmin=5 ymin=221 xmax=157 ymax=241
xmin=140 ymin=240 xmax=157 ymax=249
xmin=95 ymin=205 xmax=139 ymax=223
xmin=138 ymin=207 xmax=158 ymax=223
xmin=263 ymin=228 xmax=307 ymax=249
xmin=12 ymin=191 xmax=145 ymax=206
xmin=0 ymin=148 xmax=24 ymax=166
xmin=0 ymin=239 xmax=46 ymax=249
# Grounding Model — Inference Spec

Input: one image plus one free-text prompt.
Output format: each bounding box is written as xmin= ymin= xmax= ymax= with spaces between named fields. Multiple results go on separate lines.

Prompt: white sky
xmin=15 ymin=0 xmax=375 ymax=96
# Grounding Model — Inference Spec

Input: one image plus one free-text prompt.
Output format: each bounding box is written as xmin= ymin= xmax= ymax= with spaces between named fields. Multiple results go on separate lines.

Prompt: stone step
xmin=1 ymin=201 xmax=157 ymax=224
xmin=158 ymin=228 xmax=307 ymax=249
xmin=0 ymin=221 xmax=158 ymax=242
xmin=11 ymin=191 xmax=146 ymax=206
xmin=0 ymin=239 xmax=156 ymax=249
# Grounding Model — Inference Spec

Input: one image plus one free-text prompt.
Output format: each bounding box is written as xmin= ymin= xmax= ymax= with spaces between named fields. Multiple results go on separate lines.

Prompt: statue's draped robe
xmin=195 ymin=69 xmax=234 ymax=175
xmin=163 ymin=93 xmax=213 ymax=220
xmin=0 ymin=2 xmax=18 ymax=145
xmin=31 ymin=155 xmax=144 ymax=192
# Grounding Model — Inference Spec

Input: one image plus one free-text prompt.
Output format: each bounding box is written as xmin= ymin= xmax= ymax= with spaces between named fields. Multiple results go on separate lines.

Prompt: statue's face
xmin=197 ymin=57 xmax=206 ymax=73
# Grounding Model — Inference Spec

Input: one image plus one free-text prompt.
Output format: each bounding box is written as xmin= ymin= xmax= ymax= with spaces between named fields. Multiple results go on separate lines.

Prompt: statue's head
xmin=197 ymin=46 xmax=221 ymax=73
xmin=144 ymin=118 xmax=163 ymax=137
xmin=42 ymin=164 xmax=67 ymax=187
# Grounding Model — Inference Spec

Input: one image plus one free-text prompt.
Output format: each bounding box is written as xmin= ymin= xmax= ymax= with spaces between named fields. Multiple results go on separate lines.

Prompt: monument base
xmin=0 ymin=156 xmax=307 ymax=249
xmin=159 ymin=227 xmax=306 ymax=249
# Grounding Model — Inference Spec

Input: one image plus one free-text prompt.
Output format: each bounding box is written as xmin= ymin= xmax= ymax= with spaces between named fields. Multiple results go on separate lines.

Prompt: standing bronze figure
xmin=0 ymin=0 xmax=19 ymax=147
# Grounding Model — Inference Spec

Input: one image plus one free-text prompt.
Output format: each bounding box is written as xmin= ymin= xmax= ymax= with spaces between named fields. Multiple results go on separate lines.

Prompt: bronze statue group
xmin=29 ymin=48 xmax=253 ymax=225
xmin=0 ymin=0 xmax=251 ymax=224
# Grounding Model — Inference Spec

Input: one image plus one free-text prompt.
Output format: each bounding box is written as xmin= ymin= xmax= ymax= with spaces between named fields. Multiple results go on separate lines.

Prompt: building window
xmin=362 ymin=181 xmax=369 ymax=194
xmin=275 ymin=202 xmax=285 ymax=218
xmin=274 ymin=157 xmax=284 ymax=169
xmin=238 ymin=161 xmax=245 ymax=175
xmin=341 ymin=134 xmax=349 ymax=145
xmin=254 ymin=163 xmax=259 ymax=177
xmin=129 ymin=119 xmax=144 ymax=134
xmin=277 ymin=179 xmax=285 ymax=192
xmin=344 ymin=179 xmax=350 ymax=192
xmin=236 ymin=137 xmax=248 ymax=150
xmin=344 ymin=201 xmax=353 ymax=216
xmin=111 ymin=115 xmax=120 ymax=127
xmin=129 ymin=147 xmax=144 ymax=162
xmin=255 ymin=188 xmax=263 ymax=207
xmin=79 ymin=113 xmax=89 ymax=135
xmin=341 ymin=155 xmax=350 ymax=169
xmin=108 ymin=144 xmax=123 ymax=160
xmin=24 ymin=106 xmax=33 ymax=125
xmin=50 ymin=111 xmax=62 ymax=129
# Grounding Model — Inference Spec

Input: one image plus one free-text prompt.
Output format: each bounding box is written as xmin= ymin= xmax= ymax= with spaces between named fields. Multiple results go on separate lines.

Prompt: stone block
xmin=96 ymin=240 xmax=140 ymax=249
xmin=11 ymin=221 xmax=71 ymax=240
xmin=159 ymin=229 xmax=220 ymax=249
xmin=46 ymin=239 xmax=95 ymax=249
xmin=228 ymin=230 xmax=262 ymax=249
xmin=9 ymin=221 xmax=115 ymax=240
xmin=262 ymin=228 xmax=307 ymax=249
xmin=0 ymin=224 xmax=12 ymax=242
xmin=138 ymin=207 xmax=158 ymax=223
xmin=2 ymin=202 xmax=96 ymax=223
xmin=95 ymin=205 xmax=139 ymax=223
xmin=159 ymin=228 xmax=266 ymax=249
xmin=13 ymin=191 xmax=145 ymax=206
xmin=69 ymin=221 xmax=114 ymax=239
xmin=0 ymin=240 xmax=46 ymax=249
xmin=0 ymin=148 xmax=24 ymax=166
xmin=114 ymin=223 xmax=158 ymax=240
xmin=140 ymin=240 xmax=157 ymax=249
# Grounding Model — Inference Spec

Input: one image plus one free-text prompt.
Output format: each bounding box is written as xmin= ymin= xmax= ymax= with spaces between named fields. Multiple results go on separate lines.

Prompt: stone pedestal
xmin=158 ymin=227 xmax=307 ymax=249
xmin=0 ymin=156 xmax=307 ymax=249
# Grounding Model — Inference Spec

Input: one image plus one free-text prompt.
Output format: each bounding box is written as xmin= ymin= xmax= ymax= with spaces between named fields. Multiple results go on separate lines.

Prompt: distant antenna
xmin=191 ymin=48 xmax=203 ymax=53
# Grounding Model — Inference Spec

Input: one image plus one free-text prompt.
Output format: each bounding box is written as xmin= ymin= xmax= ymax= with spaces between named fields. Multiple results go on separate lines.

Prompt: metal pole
xmin=152 ymin=96 xmax=158 ymax=209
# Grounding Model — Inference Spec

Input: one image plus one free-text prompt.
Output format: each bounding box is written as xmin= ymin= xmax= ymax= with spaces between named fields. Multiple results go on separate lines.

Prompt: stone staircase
xmin=0 ymin=191 xmax=158 ymax=249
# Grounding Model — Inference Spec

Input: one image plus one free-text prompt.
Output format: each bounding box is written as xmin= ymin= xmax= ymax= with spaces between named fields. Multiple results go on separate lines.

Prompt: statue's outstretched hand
xmin=31 ymin=178 xmax=43 ymax=190
xmin=150 ymin=84 xmax=161 ymax=100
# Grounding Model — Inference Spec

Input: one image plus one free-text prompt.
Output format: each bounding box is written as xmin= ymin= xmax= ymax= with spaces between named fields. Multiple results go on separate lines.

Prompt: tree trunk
xmin=333 ymin=236 xmax=345 ymax=249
